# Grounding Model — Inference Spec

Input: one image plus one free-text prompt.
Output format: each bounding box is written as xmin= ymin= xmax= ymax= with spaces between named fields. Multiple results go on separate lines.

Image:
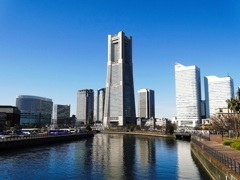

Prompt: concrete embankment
xmin=0 ymin=133 xmax=94 ymax=151
xmin=101 ymin=130 xmax=175 ymax=138
xmin=191 ymin=137 xmax=240 ymax=180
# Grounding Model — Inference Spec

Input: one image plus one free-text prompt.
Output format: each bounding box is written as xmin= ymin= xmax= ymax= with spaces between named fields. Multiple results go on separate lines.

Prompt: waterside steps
xmin=175 ymin=132 xmax=191 ymax=141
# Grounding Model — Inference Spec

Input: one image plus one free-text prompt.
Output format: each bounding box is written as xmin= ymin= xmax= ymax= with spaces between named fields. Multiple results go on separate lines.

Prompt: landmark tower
xmin=103 ymin=31 xmax=136 ymax=127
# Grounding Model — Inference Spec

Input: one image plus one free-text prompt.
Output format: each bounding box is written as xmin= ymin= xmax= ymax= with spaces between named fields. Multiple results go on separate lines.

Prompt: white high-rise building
xmin=204 ymin=76 xmax=234 ymax=118
xmin=138 ymin=89 xmax=155 ymax=119
xmin=175 ymin=63 xmax=202 ymax=127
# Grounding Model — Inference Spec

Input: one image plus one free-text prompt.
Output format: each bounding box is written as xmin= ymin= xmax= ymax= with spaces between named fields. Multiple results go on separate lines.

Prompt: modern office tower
xmin=138 ymin=89 xmax=155 ymax=119
xmin=204 ymin=76 xmax=234 ymax=118
xmin=175 ymin=63 xmax=202 ymax=127
xmin=52 ymin=104 xmax=71 ymax=125
xmin=103 ymin=31 xmax=136 ymax=127
xmin=94 ymin=88 xmax=105 ymax=122
xmin=16 ymin=95 xmax=53 ymax=125
xmin=76 ymin=89 xmax=94 ymax=125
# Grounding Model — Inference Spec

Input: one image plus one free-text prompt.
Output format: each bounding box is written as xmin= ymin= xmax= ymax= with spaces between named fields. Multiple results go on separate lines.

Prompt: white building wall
xmin=175 ymin=63 xmax=201 ymax=127
xmin=204 ymin=76 xmax=234 ymax=118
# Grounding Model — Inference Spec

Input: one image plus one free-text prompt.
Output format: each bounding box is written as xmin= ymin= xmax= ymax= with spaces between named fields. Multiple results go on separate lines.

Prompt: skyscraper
xmin=175 ymin=63 xmax=201 ymax=127
xmin=103 ymin=31 xmax=136 ymax=127
xmin=94 ymin=88 xmax=106 ymax=122
xmin=76 ymin=89 xmax=94 ymax=125
xmin=204 ymin=75 xmax=234 ymax=118
xmin=138 ymin=89 xmax=155 ymax=119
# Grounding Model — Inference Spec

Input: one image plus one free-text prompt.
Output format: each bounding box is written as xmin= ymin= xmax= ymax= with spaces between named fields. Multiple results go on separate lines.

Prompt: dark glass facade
xmin=16 ymin=95 xmax=53 ymax=125
xmin=0 ymin=106 xmax=20 ymax=130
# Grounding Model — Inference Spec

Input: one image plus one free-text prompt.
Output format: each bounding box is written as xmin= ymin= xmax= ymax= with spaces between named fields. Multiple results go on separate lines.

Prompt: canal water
xmin=0 ymin=133 xmax=211 ymax=179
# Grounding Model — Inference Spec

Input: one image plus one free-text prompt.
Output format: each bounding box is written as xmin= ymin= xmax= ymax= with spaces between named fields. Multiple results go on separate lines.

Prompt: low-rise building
xmin=0 ymin=106 xmax=20 ymax=130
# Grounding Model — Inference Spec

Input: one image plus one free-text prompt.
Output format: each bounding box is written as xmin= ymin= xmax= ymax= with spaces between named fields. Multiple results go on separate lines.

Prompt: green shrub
xmin=235 ymin=145 xmax=240 ymax=150
xmin=222 ymin=140 xmax=234 ymax=146
xmin=230 ymin=142 xmax=238 ymax=148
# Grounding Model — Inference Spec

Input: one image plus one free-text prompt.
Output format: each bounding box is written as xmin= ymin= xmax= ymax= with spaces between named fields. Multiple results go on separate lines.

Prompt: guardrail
xmin=191 ymin=137 xmax=240 ymax=175
xmin=0 ymin=133 xmax=49 ymax=141
xmin=193 ymin=133 xmax=210 ymax=141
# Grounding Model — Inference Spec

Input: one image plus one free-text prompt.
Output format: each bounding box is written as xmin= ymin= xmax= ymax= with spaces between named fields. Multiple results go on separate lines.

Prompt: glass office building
xmin=94 ymin=88 xmax=105 ymax=122
xmin=175 ymin=63 xmax=202 ymax=127
xmin=76 ymin=89 xmax=94 ymax=125
xmin=52 ymin=104 xmax=71 ymax=125
xmin=16 ymin=95 xmax=53 ymax=125
xmin=103 ymin=31 xmax=136 ymax=127
xmin=204 ymin=76 xmax=234 ymax=118
xmin=138 ymin=89 xmax=155 ymax=119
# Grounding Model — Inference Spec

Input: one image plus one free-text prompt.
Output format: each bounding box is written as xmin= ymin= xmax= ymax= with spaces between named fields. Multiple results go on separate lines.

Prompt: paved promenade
xmin=202 ymin=135 xmax=240 ymax=164
xmin=193 ymin=134 xmax=240 ymax=178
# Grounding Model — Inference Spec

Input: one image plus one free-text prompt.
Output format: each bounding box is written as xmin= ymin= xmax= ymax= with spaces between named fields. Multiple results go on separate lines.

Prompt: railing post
xmin=234 ymin=160 xmax=237 ymax=173
xmin=238 ymin=162 xmax=240 ymax=175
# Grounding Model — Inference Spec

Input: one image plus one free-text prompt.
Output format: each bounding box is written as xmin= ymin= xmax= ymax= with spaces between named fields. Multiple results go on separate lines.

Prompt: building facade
xmin=138 ymin=89 xmax=155 ymax=119
xmin=16 ymin=95 xmax=53 ymax=125
xmin=94 ymin=88 xmax=105 ymax=123
xmin=204 ymin=75 xmax=234 ymax=118
xmin=175 ymin=63 xmax=202 ymax=127
xmin=0 ymin=106 xmax=20 ymax=130
xmin=103 ymin=31 xmax=136 ymax=127
xmin=76 ymin=89 xmax=94 ymax=125
xmin=52 ymin=104 xmax=71 ymax=125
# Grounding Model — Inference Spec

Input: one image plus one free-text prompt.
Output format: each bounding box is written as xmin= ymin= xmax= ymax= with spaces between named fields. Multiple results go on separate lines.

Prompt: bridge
xmin=175 ymin=133 xmax=191 ymax=141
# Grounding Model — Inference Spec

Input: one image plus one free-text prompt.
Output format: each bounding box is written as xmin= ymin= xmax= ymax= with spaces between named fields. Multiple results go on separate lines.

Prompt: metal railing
xmin=0 ymin=133 xmax=49 ymax=141
xmin=191 ymin=137 xmax=240 ymax=175
xmin=193 ymin=133 xmax=210 ymax=141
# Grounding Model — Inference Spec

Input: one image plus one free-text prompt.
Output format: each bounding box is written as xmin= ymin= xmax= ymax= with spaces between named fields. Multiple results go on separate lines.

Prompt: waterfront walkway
xmin=193 ymin=134 xmax=240 ymax=177
xmin=202 ymin=135 xmax=240 ymax=164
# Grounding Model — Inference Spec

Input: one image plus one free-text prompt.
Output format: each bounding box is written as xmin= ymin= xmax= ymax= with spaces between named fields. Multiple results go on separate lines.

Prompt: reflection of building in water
xmin=92 ymin=134 xmax=124 ymax=178
xmin=136 ymin=137 xmax=156 ymax=168
xmin=136 ymin=138 xmax=149 ymax=167
xmin=177 ymin=141 xmax=199 ymax=179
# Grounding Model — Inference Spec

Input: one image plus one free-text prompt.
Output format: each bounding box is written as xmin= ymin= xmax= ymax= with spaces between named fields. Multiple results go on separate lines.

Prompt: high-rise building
xmin=52 ymin=104 xmax=71 ymax=125
xmin=204 ymin=76 xmax=234 ymax=118
xmin=94 ymin=88 xmax=105 ymax=123
xmin=103 ymin=31 xmax=136 ymax=127
xmin=16 ymin=95 xmax=53 ymax=125
xmin=175 ymin=63 xmax=202 ymax=127
xmin=138 ymin=89 xmax=155 ymax=119
xmin=76 ymin=89 xmax=94 ymax=125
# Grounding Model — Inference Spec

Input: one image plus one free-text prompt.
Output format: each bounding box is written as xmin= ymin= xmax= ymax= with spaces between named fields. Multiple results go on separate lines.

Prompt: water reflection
xmin=0 ymin=134 xmax=211 ymax=179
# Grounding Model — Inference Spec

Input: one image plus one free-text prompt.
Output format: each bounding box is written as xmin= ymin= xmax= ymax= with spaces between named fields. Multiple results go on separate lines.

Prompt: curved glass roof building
xmin=16 ymin=95 xmax=53 ymax=125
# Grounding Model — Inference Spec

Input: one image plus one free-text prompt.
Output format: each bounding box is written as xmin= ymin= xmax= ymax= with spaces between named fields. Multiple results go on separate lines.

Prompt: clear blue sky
xmin=0 ymin=0 xmax=240 ymax=119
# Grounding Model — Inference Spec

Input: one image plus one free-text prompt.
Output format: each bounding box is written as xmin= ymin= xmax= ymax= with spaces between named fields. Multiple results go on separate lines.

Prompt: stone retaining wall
xmin=191 ymin=141 xmax=239 ymax=180
xmin=0 ymin=133 xmax=94 ymax=151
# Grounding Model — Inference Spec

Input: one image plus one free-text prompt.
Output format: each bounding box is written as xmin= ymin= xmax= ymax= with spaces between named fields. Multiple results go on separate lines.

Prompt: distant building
xmin=138 ymin=89 xmax=155 ymax=119
xmin=201 ymin=100 xmax=206 ymax=119
xmin=204 ymin=76 xmax=234 ymax=118
xmin=16 ymin=95 xmax=53 ymax=125
xmin=52 ymin=104 xmax=70 ymax=125
xmin=103 ymin=31 xmax=136 ymax=127
xmin=175 ymin=63 xmax=202 ymax=127
xmin=94 ymin=88 xmax=105 ymax=123
xmin=0 ymin=106 xmax=20 ymax=130
xmin=76 ymin=89 xmax=94 ymax=125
